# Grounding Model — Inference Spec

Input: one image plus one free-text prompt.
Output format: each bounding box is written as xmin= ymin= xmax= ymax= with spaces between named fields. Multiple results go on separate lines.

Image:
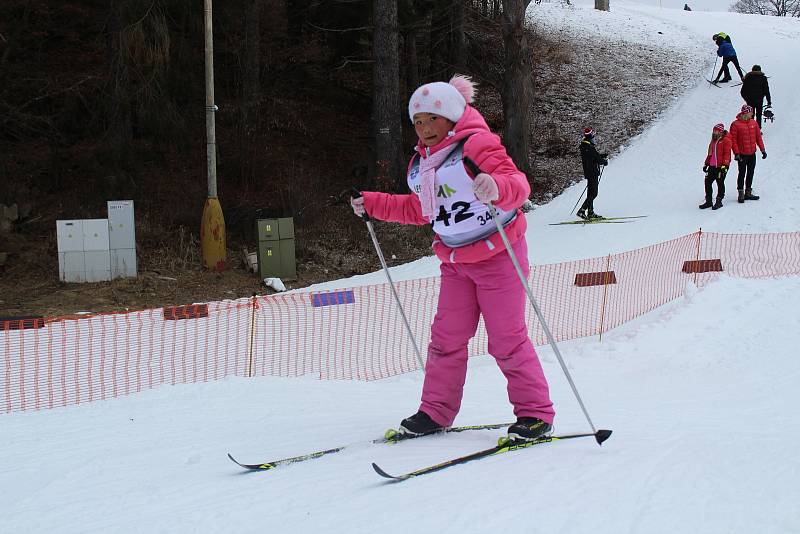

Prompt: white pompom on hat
xmin=408 ymin=75 xmax=477 ymax=123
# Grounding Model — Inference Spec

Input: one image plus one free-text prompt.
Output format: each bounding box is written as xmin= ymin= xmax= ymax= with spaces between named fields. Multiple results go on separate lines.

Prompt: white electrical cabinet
xmin=82 ymin=219 xmax=110 ymax=251
xmin=110 ymin=248 xmax=137 ymax=278
xmin=107 ymin=200 xmax=137 ymax=278
xmin=56 ymin=202 xmax=137 ymax=282
xmin=56 ymin=220 xmax=84 ymax=252
xmin=57 ymin=220 xmax=88 ymax=282
xmin=108 ymin=201 xmax=135 ymax=249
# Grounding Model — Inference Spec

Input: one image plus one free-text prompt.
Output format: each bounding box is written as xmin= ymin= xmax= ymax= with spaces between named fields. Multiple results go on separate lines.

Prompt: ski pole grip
xmin=351 ymin=187 xmax=371 ymax=221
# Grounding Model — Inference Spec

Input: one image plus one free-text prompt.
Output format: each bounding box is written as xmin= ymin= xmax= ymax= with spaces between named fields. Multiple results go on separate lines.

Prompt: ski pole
xmin=351 ymin=190 xmax=426 ymax=374
xmin=463 ymin=158 xmax=611 ymax=445
xmin=569 ymin=184 xmax=587 ymax=216
xmin=709 ymin=56 xmax=718 ymax=84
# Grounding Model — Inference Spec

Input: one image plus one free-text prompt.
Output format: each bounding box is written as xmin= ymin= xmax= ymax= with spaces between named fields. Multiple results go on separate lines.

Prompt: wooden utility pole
xmin=200 ymin=0 xmax=227 ymax=271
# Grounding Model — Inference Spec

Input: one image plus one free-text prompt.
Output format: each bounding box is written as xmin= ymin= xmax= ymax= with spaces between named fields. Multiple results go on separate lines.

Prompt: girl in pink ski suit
xmin=351 ymin=75 xmax=555 ymax=440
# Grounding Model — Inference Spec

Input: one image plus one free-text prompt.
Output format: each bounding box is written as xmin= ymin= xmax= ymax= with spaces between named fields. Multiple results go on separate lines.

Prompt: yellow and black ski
xmin=549 ymin=216 xmax=646 ymax=226
xmin=228 ymin=422 xmax=512 ymax=472
xmin=372 ymin=429 xmax=613 ymax=482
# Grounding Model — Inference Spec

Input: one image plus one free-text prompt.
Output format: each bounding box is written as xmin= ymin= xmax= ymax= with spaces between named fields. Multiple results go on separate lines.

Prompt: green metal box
xmin=257 ymin=218 xmax=296 ymax=280
xmin=257 ymin=218 xmax=295 ymax=241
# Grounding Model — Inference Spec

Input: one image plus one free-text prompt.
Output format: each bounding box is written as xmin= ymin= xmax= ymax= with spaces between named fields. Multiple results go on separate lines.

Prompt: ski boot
xmin=586 ymin=210 xmax=603 ymax=220
xmin=712 ymin=198 xmax=723 ymax=210
xmin=744 ymin=189 xmax=760 ymax=200
xmin=399 ymin=410 xmax=444 ymax=436
xmin=576 ymin=208 xmax=587 ymax=220
xmin=738 ymin=190 xmax=745 ymax=203
xmin=507 ymin=417 xmax=554 ymax=442
xmin=699 ymin=197 xmax=713 ymax=209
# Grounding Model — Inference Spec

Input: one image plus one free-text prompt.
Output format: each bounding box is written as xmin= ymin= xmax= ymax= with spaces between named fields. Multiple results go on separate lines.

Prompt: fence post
xmin=694 ymin=228 xmax=703 ymax=286
xmin=599 ymin=254 xmax=611 ymax=342
xmin=247 ymin=294 xmax=257 ymax=377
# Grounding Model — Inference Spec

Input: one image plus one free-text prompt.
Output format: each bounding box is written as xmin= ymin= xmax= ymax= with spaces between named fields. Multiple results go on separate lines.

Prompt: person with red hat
xmin=577 ymin=126 xmax=609 ymax=220
xmin=729 ymin=104 xmax=766 ymax=203
xmin=700 ymin=123 xmax=732 ymax=210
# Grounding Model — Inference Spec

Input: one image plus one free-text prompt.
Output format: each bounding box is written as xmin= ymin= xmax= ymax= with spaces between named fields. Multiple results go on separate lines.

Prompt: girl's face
xmin=712 ymin=131 xmax=723 ymax=139
xmin=413 ymin=113 xmax=455 ymax=147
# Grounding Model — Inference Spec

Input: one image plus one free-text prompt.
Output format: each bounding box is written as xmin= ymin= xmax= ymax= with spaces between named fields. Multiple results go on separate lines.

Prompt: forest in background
xmin=0 ymin=0 xmax=601 ymax=316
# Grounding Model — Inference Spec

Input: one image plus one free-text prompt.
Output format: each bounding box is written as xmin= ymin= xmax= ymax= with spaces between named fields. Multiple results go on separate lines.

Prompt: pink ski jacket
xmin=362 ymin=106 xmax=530 ymax=264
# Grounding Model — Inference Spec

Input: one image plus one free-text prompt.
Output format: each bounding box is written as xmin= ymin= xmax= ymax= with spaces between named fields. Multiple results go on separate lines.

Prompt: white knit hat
xmin=408 ymin=75 xmax=477 ymax=123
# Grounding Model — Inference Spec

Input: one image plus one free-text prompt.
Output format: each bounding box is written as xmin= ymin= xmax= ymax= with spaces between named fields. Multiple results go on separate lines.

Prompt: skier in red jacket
xmin=729 ymin=104 xmax=766 ymax=202
xmin=700 ymin=123 xmax=732 ymax=210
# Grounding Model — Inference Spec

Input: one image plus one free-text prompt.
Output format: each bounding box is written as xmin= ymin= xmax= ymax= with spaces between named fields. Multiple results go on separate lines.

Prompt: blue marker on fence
xmin=310 ymin=290 xmax=355 ymax=308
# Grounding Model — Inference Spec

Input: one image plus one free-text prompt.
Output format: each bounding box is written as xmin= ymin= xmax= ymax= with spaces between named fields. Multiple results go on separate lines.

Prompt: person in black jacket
xmin=740 ymin=65 xmax=772 ymax=128
xmin=577 ymin=127 xmax=609 ymax=220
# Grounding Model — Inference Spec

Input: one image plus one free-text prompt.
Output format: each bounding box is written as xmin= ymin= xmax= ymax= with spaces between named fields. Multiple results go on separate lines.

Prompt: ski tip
xmin=227 ymin=453 xmax=248 ymax=468
xmin=595 ymin=429 xmax=613 ymax=445
xmin=372 ymin=462 xmax=396 ymax=480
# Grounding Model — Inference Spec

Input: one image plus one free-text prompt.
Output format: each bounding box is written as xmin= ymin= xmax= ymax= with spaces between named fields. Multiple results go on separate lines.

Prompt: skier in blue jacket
xmin=712 ymin=33 xmax=744 ymax=83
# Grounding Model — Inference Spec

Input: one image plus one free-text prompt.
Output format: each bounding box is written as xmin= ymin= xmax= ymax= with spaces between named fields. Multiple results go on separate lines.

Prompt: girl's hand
xmin=350 ymin=196 xmax=366 ymax=217
xmin=473 ymin=173 xmax=499 ymax=203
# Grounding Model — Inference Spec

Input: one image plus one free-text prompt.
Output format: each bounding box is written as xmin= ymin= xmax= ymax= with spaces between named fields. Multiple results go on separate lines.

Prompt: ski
xmin=228 ymin=422 xmax=512 ymax=472
xmin=707 ymin=79 xmax=743 ymax=88
xmin=550 ymin=215 xmax=646 ymax=226
xmin=372 ymin=429 xmax=613 ymax=482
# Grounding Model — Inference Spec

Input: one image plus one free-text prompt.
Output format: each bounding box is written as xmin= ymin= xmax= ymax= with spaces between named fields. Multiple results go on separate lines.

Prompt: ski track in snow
xmin=2 ymin=3 xmax=800 ymax=533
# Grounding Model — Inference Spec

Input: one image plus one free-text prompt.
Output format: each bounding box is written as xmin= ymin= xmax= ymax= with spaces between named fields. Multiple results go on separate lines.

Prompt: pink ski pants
xmin=419 ymin=236 xmax=555 ymax=426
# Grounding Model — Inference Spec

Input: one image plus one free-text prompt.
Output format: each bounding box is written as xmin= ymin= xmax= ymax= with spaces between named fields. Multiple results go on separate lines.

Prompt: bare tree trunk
xmin=106 ymin=0 xmax=133 ymax=166
xmin=406 ymin=27 xmax=420 ymax=92
xmin=0 ymin=0 xmax=34 ymax=85
xmin=418 ymin=3 xmax=433 ymax=80
xmin=373 ymin=0 xmax=404 ymax=191
xmin=500 ymin=0 xmax=533 ymax=177
xmin=450 ymin=0 xmax=466 ymax=68
xmin=240 ymin=0 xmax=262 ymax=184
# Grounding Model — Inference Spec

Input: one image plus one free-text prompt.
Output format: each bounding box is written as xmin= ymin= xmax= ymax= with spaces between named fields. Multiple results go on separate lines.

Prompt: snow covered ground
xmin=2 ymin=3 xmax=799 ymax=533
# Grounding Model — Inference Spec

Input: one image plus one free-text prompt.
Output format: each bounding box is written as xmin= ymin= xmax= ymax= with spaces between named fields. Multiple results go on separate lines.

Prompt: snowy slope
xmin=527 ymin=1 xmax=800 ymax=264
xmin=306 ymin=1 xmax=800 ymax=287
xmin=2 ymin=4 xmax=800 ymax=534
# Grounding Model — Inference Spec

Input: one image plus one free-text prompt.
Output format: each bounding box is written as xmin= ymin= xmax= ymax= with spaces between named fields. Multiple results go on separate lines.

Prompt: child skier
xmin=700 ymin=123 xmax=732 ymax=210
xmin=729 ymin=104 xmax=767 ymax=202
xmin=350 ymin=75 xmax=555 ymax=442
xmin=577 ymin=127 xmax=609 ymax=220
xmin=712 ymin=34 xmax=744 ymax=83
